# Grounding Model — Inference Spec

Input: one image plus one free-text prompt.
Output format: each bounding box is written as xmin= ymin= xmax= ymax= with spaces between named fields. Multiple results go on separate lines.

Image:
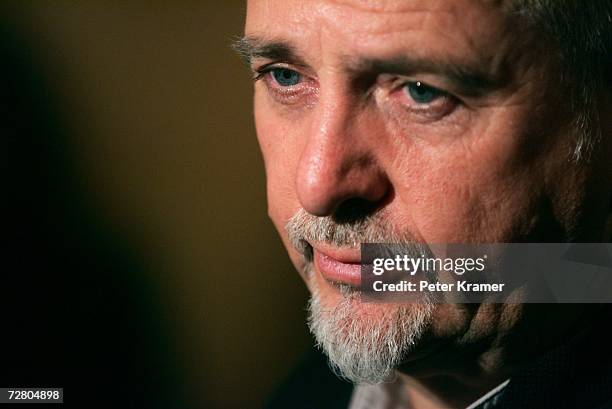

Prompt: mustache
xmin=285 ymin=208 xmax=429 ymax=261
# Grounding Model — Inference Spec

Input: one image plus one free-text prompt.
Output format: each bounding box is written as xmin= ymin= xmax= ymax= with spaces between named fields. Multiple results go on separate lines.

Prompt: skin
xmin=243 ymin=0 xmax=612 ymax=407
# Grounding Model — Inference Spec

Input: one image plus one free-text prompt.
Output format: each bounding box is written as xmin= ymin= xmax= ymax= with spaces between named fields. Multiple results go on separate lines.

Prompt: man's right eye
xmin=252 ymin=64 xmax=317 ymax=106
xmin=269 ymin=68 xmax=302 ymax=86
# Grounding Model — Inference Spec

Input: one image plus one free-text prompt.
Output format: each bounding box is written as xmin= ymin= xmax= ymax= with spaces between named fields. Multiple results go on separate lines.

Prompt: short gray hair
xmin=510 ymin=0 xmax=612 ymax=160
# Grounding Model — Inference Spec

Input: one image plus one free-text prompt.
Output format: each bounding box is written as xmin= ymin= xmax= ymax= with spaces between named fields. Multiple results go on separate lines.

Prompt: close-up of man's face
xmin=240 ymin=0 xmax=612 ymax=405
xmin=4 ymin=2 xmax=612 ymax=409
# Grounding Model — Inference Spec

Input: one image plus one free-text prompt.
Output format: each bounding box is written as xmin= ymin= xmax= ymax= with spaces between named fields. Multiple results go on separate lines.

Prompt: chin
xmin=306 ymin=262 xmax=434 ymax=384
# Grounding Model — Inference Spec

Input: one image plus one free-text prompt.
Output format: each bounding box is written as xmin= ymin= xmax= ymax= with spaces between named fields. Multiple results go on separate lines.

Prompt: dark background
xmin=1 ymin=2 xmax=311 ymax=408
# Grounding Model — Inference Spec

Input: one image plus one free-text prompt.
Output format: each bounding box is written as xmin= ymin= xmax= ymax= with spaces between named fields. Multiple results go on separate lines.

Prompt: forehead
xmin=245 ymin=0 xmax=514 ymax=65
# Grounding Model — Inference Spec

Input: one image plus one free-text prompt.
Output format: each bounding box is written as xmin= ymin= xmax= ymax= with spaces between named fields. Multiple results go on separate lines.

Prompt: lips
xmin=312 ymin=243 xmax=362 ymax=287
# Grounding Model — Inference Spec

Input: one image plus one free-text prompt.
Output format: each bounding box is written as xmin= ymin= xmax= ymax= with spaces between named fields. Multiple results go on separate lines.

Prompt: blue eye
xmin=271 ymin=68 xmax=301 ymax=86
xmin=406 ymin=81 xmax=443 ymax=104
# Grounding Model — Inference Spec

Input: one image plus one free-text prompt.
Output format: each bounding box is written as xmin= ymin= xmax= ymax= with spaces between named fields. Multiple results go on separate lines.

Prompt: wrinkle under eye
xmin=272 ymin=68 xmax=302 ymax=86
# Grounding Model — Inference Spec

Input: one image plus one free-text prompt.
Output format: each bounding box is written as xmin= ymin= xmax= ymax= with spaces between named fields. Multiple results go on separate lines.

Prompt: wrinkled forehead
xmin=245 ymin=0 xmax=519 ymax=68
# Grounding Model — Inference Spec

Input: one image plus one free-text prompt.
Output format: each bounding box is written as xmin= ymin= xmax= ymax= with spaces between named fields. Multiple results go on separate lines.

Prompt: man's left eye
xmin=271 ymin=68 xmax=302 ymax=86
xmin=405 ymin=81 xmax=444 ymax=104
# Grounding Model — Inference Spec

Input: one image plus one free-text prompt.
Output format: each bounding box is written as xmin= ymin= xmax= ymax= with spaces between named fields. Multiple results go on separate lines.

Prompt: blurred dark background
xmin=0 ymin=2 xmax=311 ymax=408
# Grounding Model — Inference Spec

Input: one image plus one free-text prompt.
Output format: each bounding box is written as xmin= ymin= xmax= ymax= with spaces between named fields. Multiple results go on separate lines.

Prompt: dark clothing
xmin=265 ymin=347 xmax=353 ymax=409
xmin=266 ymin=310 xmax=612 ymax=409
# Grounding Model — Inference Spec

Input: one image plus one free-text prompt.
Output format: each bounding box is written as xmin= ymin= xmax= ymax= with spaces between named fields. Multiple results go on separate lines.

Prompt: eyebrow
xmin=232 ymin=35 xmax=306 ymax=67
xmin=233 ymin=36 xmax=504 ymax=95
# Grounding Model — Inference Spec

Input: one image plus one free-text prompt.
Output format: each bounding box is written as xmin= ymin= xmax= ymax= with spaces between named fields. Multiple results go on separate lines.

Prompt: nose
xmin=296 ymin=91 xmax=391 ymax=217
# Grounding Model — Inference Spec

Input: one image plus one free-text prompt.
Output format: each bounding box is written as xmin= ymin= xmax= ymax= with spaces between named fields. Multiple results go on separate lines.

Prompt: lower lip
xmin=314 ymin=250 xmax=362 ymax=287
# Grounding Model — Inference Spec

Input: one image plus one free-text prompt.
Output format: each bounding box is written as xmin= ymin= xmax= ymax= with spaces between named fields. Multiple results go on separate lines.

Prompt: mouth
xmin=309 ymin=242 xmax=362 ymax=287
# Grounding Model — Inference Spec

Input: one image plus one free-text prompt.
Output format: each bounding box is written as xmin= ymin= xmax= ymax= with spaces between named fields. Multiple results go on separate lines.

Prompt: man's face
xmin=245 ymin=0 xmax=611 ymax=382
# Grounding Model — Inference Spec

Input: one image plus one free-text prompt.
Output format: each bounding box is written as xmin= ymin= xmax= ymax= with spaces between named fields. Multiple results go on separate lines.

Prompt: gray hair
xmin=510 ymin=0 xmax=612 ymax=160
xmin=286 ymin=208 xmax=436 ymax=383
xmin=307 ymin=283 xmax=433 ymax=383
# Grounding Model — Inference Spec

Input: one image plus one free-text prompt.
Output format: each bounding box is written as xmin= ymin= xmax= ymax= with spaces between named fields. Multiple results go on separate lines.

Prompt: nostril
xmin=332 ymin=197 xmax=381 ymax=224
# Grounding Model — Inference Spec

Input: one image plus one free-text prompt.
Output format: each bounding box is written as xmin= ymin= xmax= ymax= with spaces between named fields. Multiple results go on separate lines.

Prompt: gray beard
xmin=307 ymin=275 xmax=433 ymax=384
xmin=286 ymin=208 xmax=434 ymax=383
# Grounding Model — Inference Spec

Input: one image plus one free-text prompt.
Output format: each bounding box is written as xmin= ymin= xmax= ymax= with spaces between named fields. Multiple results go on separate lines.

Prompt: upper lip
xmin=309 ymin=241 xmax=361 ymax=264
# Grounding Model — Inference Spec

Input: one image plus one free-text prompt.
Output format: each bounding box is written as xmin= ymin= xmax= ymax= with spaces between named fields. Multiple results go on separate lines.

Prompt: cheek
xmin=413 ymin=163 xmax=535 ymax=243
xmin=387 ymin=110 xmax=546 ymax=243
xmin=255 ymin=98 xmax=311 ymax=281
xmin=254 ymin=96 xmax=303 ymax=232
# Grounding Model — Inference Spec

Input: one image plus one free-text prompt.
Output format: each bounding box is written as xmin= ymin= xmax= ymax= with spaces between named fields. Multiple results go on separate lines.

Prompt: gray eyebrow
xmin=232 ymin=36 xmax=305 ymax=66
